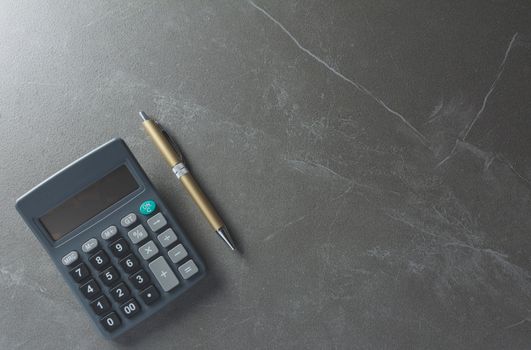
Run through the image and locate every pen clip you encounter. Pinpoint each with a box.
[158,122,184,162]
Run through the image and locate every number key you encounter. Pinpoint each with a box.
[111,282,131,303]
[119,254,141,274]
[80,279,100,300]
[110,282,131,303]
[89,250,110,271]
[99,266,120,287]
[90,295,111,316]
[110,238,130,258]
[100,312,121,332]
[120,298,140,319]
[129,269,150,290]
[69,263,90,283]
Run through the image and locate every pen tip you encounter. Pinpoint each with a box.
[216,227,237,251]
[139,111,149,121]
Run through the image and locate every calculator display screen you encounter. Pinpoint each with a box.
[40,165,139,241]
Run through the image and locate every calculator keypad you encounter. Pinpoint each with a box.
[99,266,120,287]
[168,244,188,264]
[130,270,151,290]
[91,295,111,315]
[62,251,79,266]
[82,238,99,253]
[80,279,101,300]
[100,312,121,332]
[110,282,131,303]
[63,203,203,336]
[127,225,149,244]
[89,250,110,271]
[157,228,177,248]
[138,240,159,260]
[120,298,141,319]
[178,260,199,280]
[119,254,141,274]
[147,213,167,232]
[70,263,90,282]
[101,226,118,240]
[149,256,179,292]
[139,285,160,305]
[120,213,137,228]
[110,238,130,258]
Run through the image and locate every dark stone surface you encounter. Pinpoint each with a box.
[1,0,531,349]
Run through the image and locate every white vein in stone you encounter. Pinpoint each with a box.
[248,0,428,146]
[436,33,519,169]
[462,32,519,140]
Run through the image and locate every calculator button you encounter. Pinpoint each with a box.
[100,312,121,332]
[89,250,110,271]
[90,295,111,316]
[80,279,101,300]
[149,256,179,292]
[139,200,157,215]
[99,266,120,287]
[127,225,149,244]
[130,270,151,290]
[178,260,199,280]
[110,282,131,303]
[69,263,90,283]
[81,238,99,253]
[138,240,159,260]
[120,298,141,319]
[157,228,177,248]
[101,226,118,240]
[110,238,130,258]
[119,254,141,274]
[120,213,137,228]
[61,251,78,266]
[147,212,167,232]
[139,285,160,305]
[168,244,188,264]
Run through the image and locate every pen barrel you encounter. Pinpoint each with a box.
[142,120,182,167]
[179,173,224,231]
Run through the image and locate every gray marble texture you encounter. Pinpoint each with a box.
[1,0,531,349]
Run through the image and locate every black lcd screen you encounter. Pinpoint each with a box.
[40,165,139,241]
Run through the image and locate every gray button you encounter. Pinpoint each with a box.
[101,226,118,240]
[147,213,167,232]
[61,251,78,266]
[148,256,179,292]
[120,213,137,228]
[157,229,177,248]
[178,260,199,280]
[127,225,148,244]
[138,240,159,260]
[168,244,188,264]
[81,238,98,253]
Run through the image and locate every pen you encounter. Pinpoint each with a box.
[138,111,237,251]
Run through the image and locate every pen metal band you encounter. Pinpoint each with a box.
[172,163,189,179]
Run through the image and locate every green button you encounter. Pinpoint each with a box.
[139,200,157,215]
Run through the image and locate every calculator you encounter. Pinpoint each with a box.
[15,138,206,339]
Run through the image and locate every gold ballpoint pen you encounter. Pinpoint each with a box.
[139,111,236,251]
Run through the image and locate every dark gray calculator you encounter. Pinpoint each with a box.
[15,138,206,339]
